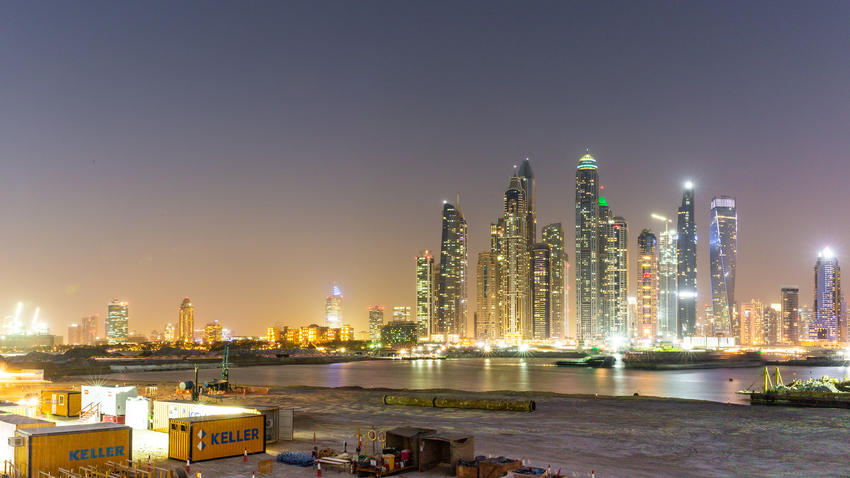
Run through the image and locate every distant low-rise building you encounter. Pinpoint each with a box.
[204,320,223,344]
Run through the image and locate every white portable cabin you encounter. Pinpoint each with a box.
[124,396,152,430]
[81,385,138,417]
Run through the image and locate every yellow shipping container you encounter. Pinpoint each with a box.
[168,414,264,462]
[0,414,55,464]
[40,390,81,417]
[14,423,131,478]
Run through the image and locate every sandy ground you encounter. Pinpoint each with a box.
[14,384,850,477]
[144,386,849,478]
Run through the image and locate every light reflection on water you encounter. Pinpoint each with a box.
[110,358,850,404]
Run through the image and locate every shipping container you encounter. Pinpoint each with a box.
[125,396,152,430]
[220,403,283,443]
[13,423,131,478]
[0,415,54,464]
[168,414,264,462]
[153,400,288,443]
[40,390,81,417]
[0,404,38,418]
[81,385,137,416]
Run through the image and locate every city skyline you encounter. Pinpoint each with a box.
[0,2,847,336]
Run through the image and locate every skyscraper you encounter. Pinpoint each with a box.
[436,202,468,338]
[106,299,128,344]
[575,152,600,344]
[178,297,194,344]
[653,215,678,339]
[476,252,500,340]
[204,320,222,344]
[812,248,843,342]
[81,314,97,344]
[415,250,435,339]
[599,202,629,340]
[517,158,536,246]
[740,299,764,345]
[392,306,412,322]
[531,244,551,339]
[764,303,782,345]
[780,286,800,344]
[709,196,738,337]
[676,182,697,337]
[500,176,531,342]
[325,283,343,329]
[368,305,384,343]
[637,229,659,340]
[541,223,566,340]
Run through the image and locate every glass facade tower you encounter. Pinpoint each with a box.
[415,250,435,339]
[812,248,843,342]
[436,202,468,338]
[542,223,566,340]
[575,153,600,344]
[709,196,737,337]
[676,183,697,337]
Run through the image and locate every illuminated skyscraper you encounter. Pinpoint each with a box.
[517,158,536,246]
[325,283,343,329]
[531,244,551,339]
[178,297,194,344]
[67,324,82,345]
[164,323,175,342]
[740,299,764,345]
[368,305,384,343]
[392,306,412,322]
[637,229,659,339]
[541,223,566,339]
[764,303,782,345]
[676,182,697,337]
[106,299,128,344]
[653,216,678,339]
[500,176,531,342]
[436,202,468,338]
[575,152,600,344]
[709,196,737,337]
[781,286,800,344]
[81,315,98,344]
[204,320,222,344]
[415,251,435,339]
[811,248,843,342]
[599,202,628,340]
[476,252,500,340]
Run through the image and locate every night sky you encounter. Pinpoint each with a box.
[1,1,848,337]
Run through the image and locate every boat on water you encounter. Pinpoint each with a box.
[740,367,850,409]
[555,355,615,368]
[623,350,764,370]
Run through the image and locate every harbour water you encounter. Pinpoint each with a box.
[109,357,850,404]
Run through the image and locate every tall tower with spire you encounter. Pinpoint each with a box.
[575,152,600,344]
[436,201,468,339]
[517,158,536,245]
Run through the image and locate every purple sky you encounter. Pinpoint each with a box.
[0,1,848,337]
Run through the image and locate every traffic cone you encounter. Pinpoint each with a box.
[244,448,248,463]
[186,459,190,474]
[317,462,322,478]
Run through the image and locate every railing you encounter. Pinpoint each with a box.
[79,402,101,423]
